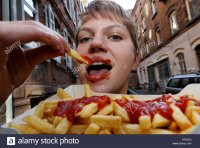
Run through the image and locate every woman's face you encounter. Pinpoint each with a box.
[77,15,138,94]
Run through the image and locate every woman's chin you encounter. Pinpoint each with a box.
[89,80,112,93]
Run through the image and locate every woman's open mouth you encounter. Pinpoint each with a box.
[86,56,112,83]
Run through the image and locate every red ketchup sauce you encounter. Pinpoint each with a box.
[86,71,111,83]
[84,56,112,83]
[81,55,93,65]
[115,95,200,124]
[54,96,110,122]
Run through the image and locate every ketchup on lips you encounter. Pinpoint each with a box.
[85,56,112,83]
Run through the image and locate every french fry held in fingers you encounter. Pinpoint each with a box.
[8,84,200,134]
[67,49,89,64]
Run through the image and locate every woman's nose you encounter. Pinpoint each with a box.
[89,36,108,53]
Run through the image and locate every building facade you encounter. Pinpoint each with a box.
[132,0,200,91]
[0,0,84,125]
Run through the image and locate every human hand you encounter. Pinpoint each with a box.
[0,21,70,105]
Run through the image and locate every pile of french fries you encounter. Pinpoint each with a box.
[9,84,200,134]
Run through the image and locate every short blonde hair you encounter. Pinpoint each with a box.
[76,0,138,54]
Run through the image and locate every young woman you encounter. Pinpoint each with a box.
[76,0,140,94]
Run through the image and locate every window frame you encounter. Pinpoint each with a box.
[23,0,38,21]
[169,11,179,34]
[185,0,200,21]
[45,3,55,31]
[151,0,157,16]
[142,15,146,31]
[176,52,187,74]
[155,27,161,45]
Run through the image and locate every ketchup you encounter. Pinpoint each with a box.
[115,95,200,124]
[175,96,200,112]
[54,94,200,124]
[54,96,110,122]
[81,55,92,65]
[86,71,110,83]
[85,56,112,83]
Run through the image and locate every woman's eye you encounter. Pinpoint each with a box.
[79,37,92,43]
[108,34,123,41]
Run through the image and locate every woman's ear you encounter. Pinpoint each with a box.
[131,52,141,71]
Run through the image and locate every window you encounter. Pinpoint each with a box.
[158,60,171,80]
[147,66,155,82]
[143,68,146,81]
[140,69,143,82]
[142,16,146,31]
[24,0,38,20]
[176,53,187,74]
[180,78,190,88]
[168,78,180,88]
[136,26,141,39]
[45,4,55,30]
[185,0,200,20]
[151,0,157,15]
[63,28,68,40]
[169,11,179,34]
[194,77,200,83]
[155,27,161,45]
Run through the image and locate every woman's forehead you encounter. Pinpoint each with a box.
[81,12,124,26]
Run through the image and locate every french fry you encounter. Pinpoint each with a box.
[78,103,98,118]
[23,115,55,134]
[179,125,198,134]
[47,116,55,124]
[113,102,129,122]
[139,115,151,130]
[91,115,122,128]
[55,117,71,134]
[84,84,91,97]
[68,125,88,134]
[168,121,178,131]
[8,85,200,135]
[33,101,45,118]
[121,123,142,134]
[170,104,192,130]
[53,116,63,127]
[185,105,200,120]
[68,49,88,64]
[97,104,113,115]
[9,122,40,134]
[57,88,72,99]
[77,117,91,124]
[84,123,100,134]
[152,113,171,128]
[45,101,58,110]
[191,111,200,125]
[99,129,111,134]
[112,126,126,134]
